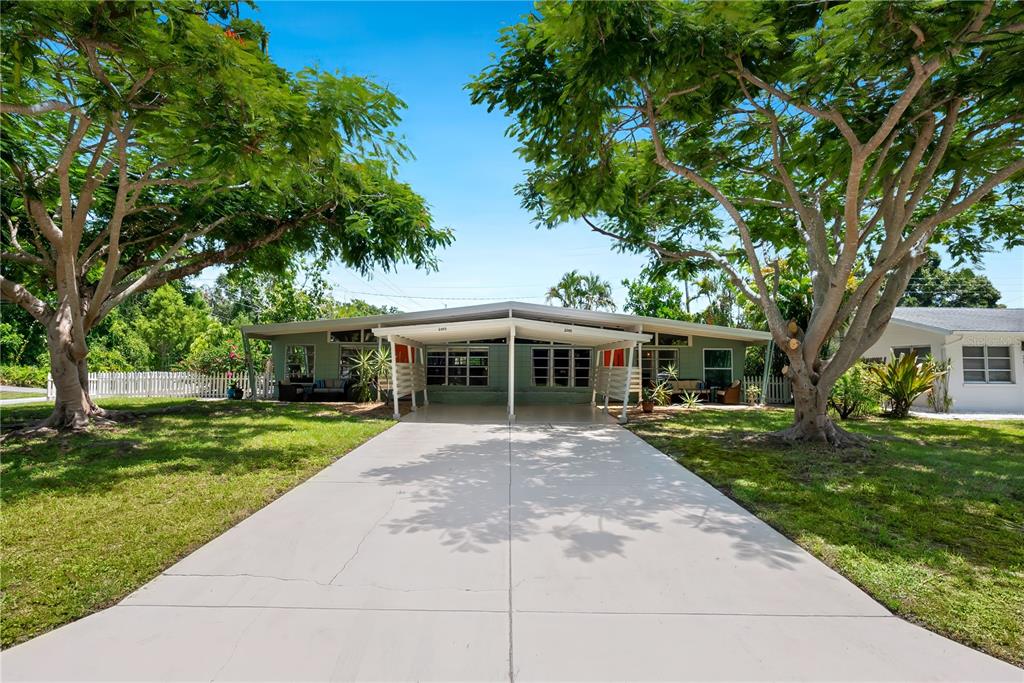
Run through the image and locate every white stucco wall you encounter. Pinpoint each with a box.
[863,322,1024,413]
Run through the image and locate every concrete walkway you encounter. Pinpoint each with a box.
[3,419,1019,681]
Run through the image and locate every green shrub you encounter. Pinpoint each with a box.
[0,365,48,388]
[828,362,881,419]
[868,354,945,419]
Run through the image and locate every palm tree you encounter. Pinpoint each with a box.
[546,270,616,311]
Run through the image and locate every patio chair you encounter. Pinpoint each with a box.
[715,380,742,405]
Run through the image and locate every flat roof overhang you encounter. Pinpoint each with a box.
[373,316,651,348]
[240,300,771,344]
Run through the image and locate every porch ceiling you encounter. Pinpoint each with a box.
[373,316,651,347]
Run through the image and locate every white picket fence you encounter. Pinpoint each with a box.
[46,371,275,400]
[742,375,792,405]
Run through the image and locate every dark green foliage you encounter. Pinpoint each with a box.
[901,250,1003,308]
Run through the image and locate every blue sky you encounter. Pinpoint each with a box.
[235,1,1023,311]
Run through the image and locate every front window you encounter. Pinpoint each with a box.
[425,346,489,386]
[286,345,315,381]
[533,347,591,387]
[963,346,1012,383]
[657,333,690,347]
[703,348,732,387]
[892,346,932,361]
[329,329,362,343]
[338,346,360,380]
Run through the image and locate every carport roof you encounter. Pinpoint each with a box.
[241,300,771,343]
[374,316,651,347]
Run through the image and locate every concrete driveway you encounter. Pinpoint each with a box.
[3,417,1019,681]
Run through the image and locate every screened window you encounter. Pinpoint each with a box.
[533,347,590,387]
[330,329,376,343]
[703,348,733,387]
[892,345,932,361]
[286,345,315,380]
[963,346,1012,383]
[329,329,362,343]
[657,333,690,347]
[425,347,488,386]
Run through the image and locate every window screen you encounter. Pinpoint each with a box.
[963,346,1012,383]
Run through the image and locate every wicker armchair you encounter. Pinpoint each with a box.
[715,380,742,405]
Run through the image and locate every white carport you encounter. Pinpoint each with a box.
[374,317,651,423]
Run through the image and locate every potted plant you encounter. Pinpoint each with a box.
[745,383,761,406]
[227,380,242,400]
[641,381,671,413]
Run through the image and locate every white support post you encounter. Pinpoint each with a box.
[590,349,598,407]
[507,325,516,422]
[420,347,429,406]
[620,343,636,424]
[389,337,400,419]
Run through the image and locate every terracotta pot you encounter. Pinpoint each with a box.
[641,400,654,413]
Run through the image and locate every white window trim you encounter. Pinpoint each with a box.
[426,345,490,387]
[962,345,1014,385]
[531,346,592,388]
[702,347,734,385]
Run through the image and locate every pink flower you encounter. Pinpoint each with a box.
[226,371,233,378]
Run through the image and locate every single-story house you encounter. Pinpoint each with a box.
[241,301,771,422]
[862,307,1024,413]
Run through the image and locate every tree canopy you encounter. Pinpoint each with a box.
[545,269,616,310]
[0,0,449,427]
[899,249,1003,307]
[471,0,1024,444]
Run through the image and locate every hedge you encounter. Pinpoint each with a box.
[0,365,48,388]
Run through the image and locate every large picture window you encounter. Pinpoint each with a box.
[640,348,678,384]
[703,348,733,387]
[533,347,590,387]
[963,346,1012,383]
[286,345,315,381]
[426,346,488,386]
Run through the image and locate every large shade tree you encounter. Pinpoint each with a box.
[0,1,451,428]
[471,0,1024,445]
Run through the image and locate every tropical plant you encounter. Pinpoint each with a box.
[471,2,1024,446]
[678,391,702,410]
[828,362,881,420]
[868,354,945,419]
[642,382,672,407]
[350,350,378,403]
[745,383,762,406]
[546,270,616,311]
[352,347,392,403]
[927,357,954,413]
[0,1,450,429]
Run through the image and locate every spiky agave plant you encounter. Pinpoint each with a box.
[868,354,945,419]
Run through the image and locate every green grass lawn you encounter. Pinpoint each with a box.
[0,398,394,648]
[628,408,1024,666]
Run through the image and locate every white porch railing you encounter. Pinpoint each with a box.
[742,375,792,404]
[47,371,276,400]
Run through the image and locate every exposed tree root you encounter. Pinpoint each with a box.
[748,420,872,450]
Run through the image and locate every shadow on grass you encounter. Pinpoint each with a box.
[0,401,389,505]
[632,411,1024,560]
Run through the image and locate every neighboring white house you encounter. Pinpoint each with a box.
[862,307,1024,413]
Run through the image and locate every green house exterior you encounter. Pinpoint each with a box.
[244,302,770,414]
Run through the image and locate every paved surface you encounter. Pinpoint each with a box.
[909,409,1024,421]
[3,411,1020,681]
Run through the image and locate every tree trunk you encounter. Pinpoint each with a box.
[41,312,103,430]
[772,372,865,448]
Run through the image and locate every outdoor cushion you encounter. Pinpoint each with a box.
[325,378,341,389]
